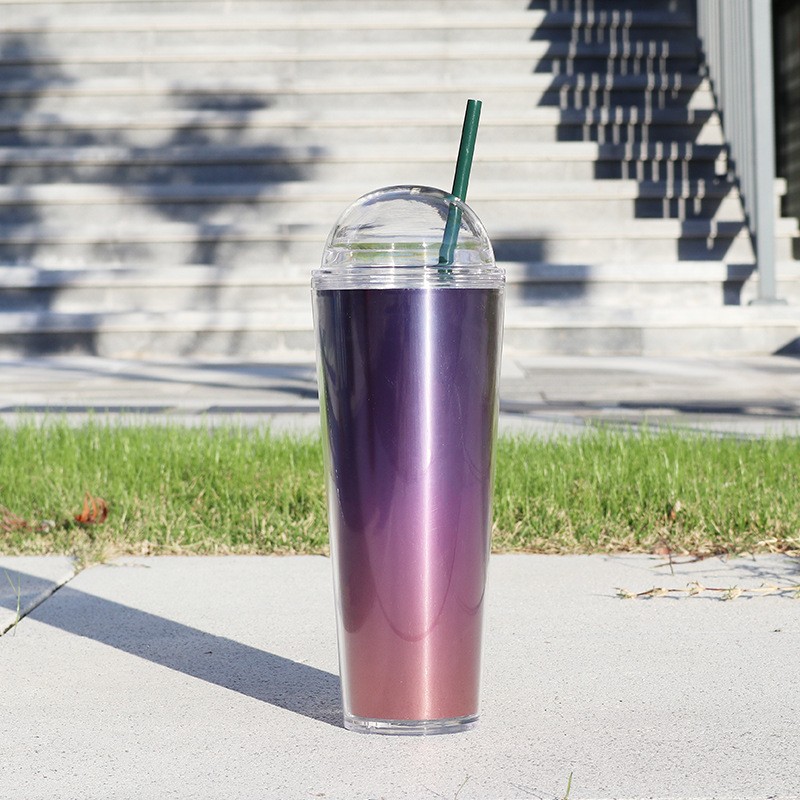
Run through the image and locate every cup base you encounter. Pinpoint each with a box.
[344,712,478,736]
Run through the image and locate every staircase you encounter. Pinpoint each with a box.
[1,0,799,359]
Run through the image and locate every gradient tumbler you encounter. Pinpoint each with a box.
[312,185,505,735]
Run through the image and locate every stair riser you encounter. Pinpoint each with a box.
[0,194,747,226]
[538,55,699,76]
[502,235,797,262]
[493,234,761,263]
[0,125,722,156]
[3,321,796,361]
[531,27,695,45]
[0,231,778,267]
[0,1,556,14]
[0,75,713,116]
[0,25,697,51]
[0,327,317,360]
[11,262,798,308]
[503,324,800,358]
[521,276,800,307]
[606,159,721,181]
[0,283,314,312]
[0,87,711,112]
[0,118,723,149]
[554,121,723,146]
[529,1,695,10]
[484,192,746,225]
[0,158,725,185]
[2,0,694,12]
[0,238,326,268]
[538,88,713,111]
[5,277,776,314]
[508,281,747,308]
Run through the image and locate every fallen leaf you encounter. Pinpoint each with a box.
[1,507,28,533]
[74,493,109,525]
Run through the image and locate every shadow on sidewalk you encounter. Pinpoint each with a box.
[12,574,343,729]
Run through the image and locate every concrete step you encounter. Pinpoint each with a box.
[0,216,792,267]
[0,0,793,359]
[0,221,328,268]
[505,260,800,307]
[0,57,702,87]
[0,8,694,39]
[2,303,799,360]
[0,72,713,115]
[0,33,698,54]
[492,218,798,263]
[0,7,697,35]
[0,0,695,11]
[0,44,702,90]
[0,180,749,227]
[0,307,317,360]
[0,129,727,180]
[150,141,717,185]
[528,0,695,10]
[3,0,538,9]
[0,103,726,148]
[502,304,800,357]
[0,264,314,312]
[8,261,800,314]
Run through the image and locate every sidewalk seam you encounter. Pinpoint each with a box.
[1,560,82,635]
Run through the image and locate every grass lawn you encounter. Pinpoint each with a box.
[1,418,799,565]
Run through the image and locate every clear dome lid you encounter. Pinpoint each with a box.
[311,185,503,290]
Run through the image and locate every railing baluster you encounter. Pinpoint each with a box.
[697,0,781,302]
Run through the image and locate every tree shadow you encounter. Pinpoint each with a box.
[0,22,316,357]
[0,35,66,225]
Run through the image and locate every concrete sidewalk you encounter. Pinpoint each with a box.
[1,553,799,799]
[2,353,800,435]
[1,354,800,798]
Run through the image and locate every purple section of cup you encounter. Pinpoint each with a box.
[314,286,503,724]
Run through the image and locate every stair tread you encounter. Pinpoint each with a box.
[0,41,699,66]
[4,260,786,282]
[0,106,721,133]
[0,308,314,330]
[4,305,800,332]
[0,9,694,31]
[0,134,725,162]
[505,306,800,324]
[0,179,742,202]
[11,260,800,293]
[117,141,712,159]
[0,216,790,238]
[0,73,707,96]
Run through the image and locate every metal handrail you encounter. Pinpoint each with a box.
[696,0,781,303]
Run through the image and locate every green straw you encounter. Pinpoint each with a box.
[438,98,482,266]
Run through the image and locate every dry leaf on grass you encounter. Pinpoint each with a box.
[1,507,29,533]
[74,493,109,526]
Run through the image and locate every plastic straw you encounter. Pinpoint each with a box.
[439,98,482,266]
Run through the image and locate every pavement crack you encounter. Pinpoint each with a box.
[1,558,83,635]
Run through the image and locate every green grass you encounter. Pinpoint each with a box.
[1,418,799,564]
[0,418,328,563]
[493,427,800,556]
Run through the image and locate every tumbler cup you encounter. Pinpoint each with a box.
[312,185,505,735]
